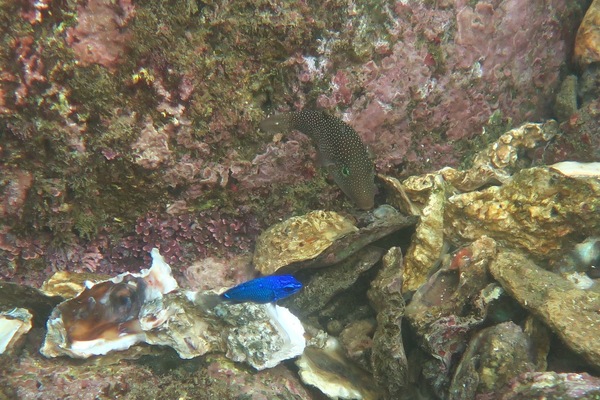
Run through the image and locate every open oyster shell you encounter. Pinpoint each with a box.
[0,308,32,356]
[41,248,177,358]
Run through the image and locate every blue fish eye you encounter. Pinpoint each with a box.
[341,166,350,177]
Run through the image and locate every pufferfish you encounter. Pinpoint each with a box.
[260,110,376,210]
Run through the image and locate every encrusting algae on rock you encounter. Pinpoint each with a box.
[261,111,376,210]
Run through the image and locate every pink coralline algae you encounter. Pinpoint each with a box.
[12,35,46,106]
[43,235,117,275]
[303,0,576,176]
[183,255,253,291]
[232,131,317,191]
[1,169,33,219]
[0,169,39,271]
[111,210,261,269]
[0,229,44,264]
[65,0,135,71]
[132,118,173,170]
[18,0,51,24]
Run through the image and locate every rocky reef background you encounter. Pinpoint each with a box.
[0,0,599,398]
[1,0,591,284]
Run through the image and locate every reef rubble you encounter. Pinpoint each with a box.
[39,249,306,371]
[1,121,599,399]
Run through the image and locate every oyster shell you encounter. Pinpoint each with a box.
[253,210,358,275]
[285,209,417,272]
[367,247,408,398]
[445,166,600,259]
[550,161,600,178]
[0,281,62,327]
[41,271,111,298]
[281,246,384,317]
[0,308,32,355]
[574,0,600,67]
[219,301,306,370]
[254,208,417,275]
[138,290,306,369]
[404,237,500,396]
[402,174,449,293]
[449,322,535,399]
[297,337,381,400]
[489,249,600,368]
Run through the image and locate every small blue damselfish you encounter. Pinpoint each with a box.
[220,275,303,304]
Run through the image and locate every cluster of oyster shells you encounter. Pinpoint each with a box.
[4,249,304,371]
[2,118,599,399]
[251,120,600,399]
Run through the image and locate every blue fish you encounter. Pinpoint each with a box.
[220,275,302,304]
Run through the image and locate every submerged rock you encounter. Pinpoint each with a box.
[489,249,600,369]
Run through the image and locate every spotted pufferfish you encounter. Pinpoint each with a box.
[260,110,376,210]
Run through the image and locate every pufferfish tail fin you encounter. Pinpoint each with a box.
[259,113,293,134]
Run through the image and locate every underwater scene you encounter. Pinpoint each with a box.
[1,0,599,399]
